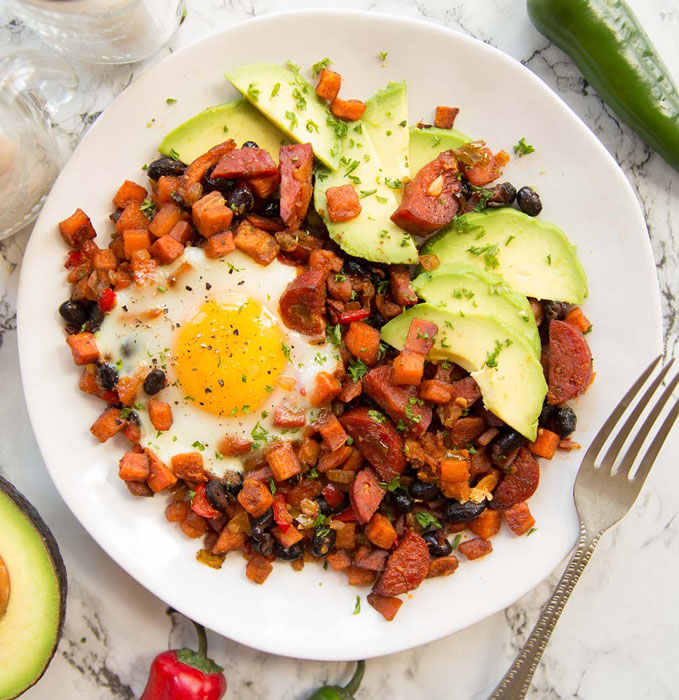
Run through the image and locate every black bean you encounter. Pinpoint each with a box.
[410,480,441,501]
[392,491,415,514]
[89,305,105,332]
[203,165,236,194]
[444,499,487,523]
[487,182,517,208]
[97,363,119,391]
[109,208,123,223]
[493,429,524,455]
[127,410,140,425]
[516,186,542,216]
[539,401,557,425]
[147,157,186,181]
[58,300,89,326]
[143,368,166,395]
[311,527,336,557]
[259,199,280,218]
[242,140,259,148]
[316,495,332,516]
[226,183,254,215]
[422,530,453,558]
[274,541,304,561]
[120,338,135,357]
[205,480,230,511]
[551,406,577,437]
[251,532,275,556]
[460,179,474,200]
[250,508,274,539]
[222,471,243,498]
[543,301,569,322]
[170,191,187,208]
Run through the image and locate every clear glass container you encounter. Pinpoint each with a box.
[10,0,186,64]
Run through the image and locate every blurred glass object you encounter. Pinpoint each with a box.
[0,51,78,240]
[10,0,186,64]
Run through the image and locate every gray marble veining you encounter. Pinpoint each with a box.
[1,1,678,698]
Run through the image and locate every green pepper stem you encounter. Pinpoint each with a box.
[342,660,365,696]
[190,618,208,660]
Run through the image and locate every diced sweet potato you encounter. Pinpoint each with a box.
[458,537,492,560]
[325,184,362,223]
[316,68,342,101]
[145,449,177,492]
[247,173,280,199]
[316,412,348,452]
[168,220,194,245]
[90,407,126,442]
[212,530,246,555]
[116,372,143,406]
[150,234,184,264]
[66,332,99,365]
[115,203,150,234]
[192,191,233,238]
[344,321,380,366]
[419,379,453,404]
[180,511,209,538]
[113,180,147,208]
[434,106,459,129]
[468,509,502,539]
[92,248,117,271]
[367,592,402,621]
[333,522,357,550]
[504,501,536,536]
[529,428,561,460]
[237,478,274,517]
[118,452,149,481]
[427,555,459,578]
[327,549,352,571]
[148,203,184,239]
[233,219,280,266]
[310,371,342,407]
[171,452,208,483]
[347,565,376,586]
[148,399,173,431]
[58,208,96,248]
[218,435,253,457]
[123,229,152,259]
[439,453,470,483]
[272,524,304,548]
[404,319,438,354]
[441,481,471,501]
[246,554,273,584]
[266,442,302,481]
[391,351,425,386]
[564,307,592,334]
[152,176,180,206]
[330,98,367,121]
[204,231,235,259]
[365,513,396,550]
[165,500,189,523]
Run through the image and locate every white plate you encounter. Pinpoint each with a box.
[18,10,662,660]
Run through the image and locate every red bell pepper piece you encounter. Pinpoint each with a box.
[334,505,357,522]
[140,614,226,700]
[191,484,220,519]
[98,288,117,312]
[272,494,293,532]
[337,308,371,324]
[65,251,84,268]
[322,484,345,509]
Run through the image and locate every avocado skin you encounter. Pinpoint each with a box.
[0,474,67,698]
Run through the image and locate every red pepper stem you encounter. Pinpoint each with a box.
[342,661,365,696]
[190,618,208,660]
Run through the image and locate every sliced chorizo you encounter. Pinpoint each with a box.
[489,446,540,510]
[279,267,327,336]
[373,530,429,597]
[211,147,278,180]
[350,467,385,524]
[279,143,314,230]
[389,265,418,306]
[547,320,593,404]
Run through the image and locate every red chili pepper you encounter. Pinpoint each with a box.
[65,251,84,268]
[322,484,345,509]
[191,484,220,519]
[140,614,226,700]
[272,493,292,532]
[98,288,117,312]
[334,505,357,522]
[336,308,370,324]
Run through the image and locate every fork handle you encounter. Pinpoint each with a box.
[488,524,602,700]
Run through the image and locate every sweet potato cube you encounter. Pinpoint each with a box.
[272,524,304,548]
[327,549,352,571]
[391,350,425,386]
[130,249,158,286]
[150,234,184,264]
[347,566,376,586]
[58,208,96,248]
[113,180,148,208]
[367,592,402,621]
[212,530,246,555]
[439,453,470,483]
[90,407,126,442]
[458,537,492,560]
[330,98,367,121]
[233,220,280,265]
[404,318,438,354]
[564,307,592,334]
[468,509,502,539]
[118,452,150,481]
[115,203,149,234]
[171,452,208,483]
[314,68,341,100]
[165,501,189,523]
[116,373,143,406]
[266,442,302,481]
[237,478,274,517]
[325,184,362,223]
[66,332,99,365]
[365,513,396,550]
[419,379,453,404]
[441,481,471,501]
[246,554,273,584]
[434,105,459,129]
[148,203,183,239]
[344,321,380,366]
[247,173,280,199]
[504,501,536,536]
[427,555,459,578]
[333,522,357,550]
[123,229,152,259]
[316,413,348,452]
[145,449,177,492]
[310,372,342,407]
[529,428,561,460]
[168,220,194,245]
[151,175,180,206]
[217,435,253,457]
[148,399,173,431]
[92,248,117,271]
[192,191,233,238]
[204,231,235,259]
[180,511,209,538]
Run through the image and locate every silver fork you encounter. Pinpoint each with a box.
[489,355,679,700]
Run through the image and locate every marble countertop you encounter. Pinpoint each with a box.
[2,1,679,698]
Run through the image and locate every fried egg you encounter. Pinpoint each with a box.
[96,247,339,474]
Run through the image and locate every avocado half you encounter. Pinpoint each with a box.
[0,475,67,699]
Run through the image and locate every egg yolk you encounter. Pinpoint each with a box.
[174,298,287,417]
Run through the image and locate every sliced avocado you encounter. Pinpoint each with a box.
[420,208,588,304]
[363,82,410,182]
[408,125,471,175]
[226,63,342,169]
[412,263,541,357]
[0,475,66,699]
[381,304,547,439]
[314,120,418,264]
[159,99,290,165]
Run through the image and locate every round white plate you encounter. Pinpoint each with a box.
[18,10,662,660]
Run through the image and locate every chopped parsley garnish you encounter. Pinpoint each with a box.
[451,533,462,549]
[527,527,539,536]
[271,82,281,98]
[514,137,535,157]
[415,512,442,530]
[485,338,512,369]
[311,57,332,77]
[246,82,260,100]
[379,50,388,63]
[353,595,361,615]
[348,358,369,382]
[384,177,402,189]
[467,243,500,270]
[326,323,342,346]
[292,87,307,110]
[165,97,177,105]
[306,118,319,133]
[360,189,377,198]
[191,440,205,451]
[405,397,424,424]
[285,110,298,129]
[398,119,407,127]
[326,114,348,138]
[281,343,292,360]
[368,410,386,424]
[378,475,403,492]
[452,287,474,300]
[547,254,552,266]
[139,198,156,219]
[251,421,269,444]
[314,352,327,365]
[268,479,276,495]
[505,235,515,246]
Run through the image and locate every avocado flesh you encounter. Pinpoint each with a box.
[420,208,588,304]
[314,119,419,264]
[412,263,541,357]
[381,304,547,439]
[0,476,66,700]
[363,82,410,182]
[408,125,471,174]
[159,99,289,165]
[226,63,342,169]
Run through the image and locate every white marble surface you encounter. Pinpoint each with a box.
[2,1,679,698]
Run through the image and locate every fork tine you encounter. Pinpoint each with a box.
[584,355,664,463]
[598,358,675,470]
[618,369,679,478]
